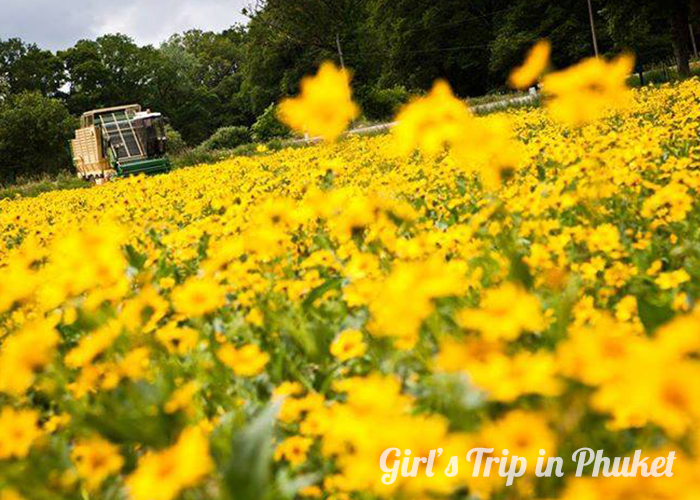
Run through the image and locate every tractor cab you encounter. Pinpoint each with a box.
[71,104,171,182]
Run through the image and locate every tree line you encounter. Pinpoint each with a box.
[0,0,697,183]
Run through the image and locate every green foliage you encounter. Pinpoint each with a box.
[218,404,277,500]
[59,34,156,113]
[201,126,252,151]
[164,124,187,155]
[0,91,77,184]
[0,38,64,98]
[489,0,606,83]
[359,84,410,121]
[251,105,290,142]
[0,171,89,200]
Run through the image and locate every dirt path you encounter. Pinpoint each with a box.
[289,93,539,146]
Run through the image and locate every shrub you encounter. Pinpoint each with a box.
[360,85,410,121]
[164,124,187,155]
[251,104,290,142]
[171,146,223,169]
[0,91,77,184]
[200,126,252,151]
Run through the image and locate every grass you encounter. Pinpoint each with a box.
[0,172,90,201]
[628,60,700,87]
[467,91,530,106]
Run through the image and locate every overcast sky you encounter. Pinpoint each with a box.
[0,0,250,51]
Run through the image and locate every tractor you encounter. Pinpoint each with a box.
[70,104,171,183]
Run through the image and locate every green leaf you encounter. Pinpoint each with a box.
[302,277,344,310]
[221,403,279,500]
[637,295,674,333]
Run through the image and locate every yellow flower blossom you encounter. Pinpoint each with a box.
[656,269,690,290]
[155,323,200,355]
[458,282,544,342]
[542,53,634,126]
[171,277,226,316]
[509,39,551,89]
[217,343,269,376]
[394,80,471,156]
[72,436,124,490]
[330,329,367,361]
[0,408,42,460]
[0,318,59,395]
[278,62,359,141]
[127,427,213,500]
[274,436,313,467]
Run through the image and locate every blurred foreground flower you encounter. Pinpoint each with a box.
[218,343,270,376]
[509,39,551,89]
[278,62,359,141]
[394,80,472,155]
[542,53,635,126]
[0,408,41,459]
[72,436,124,490]
[127,427,213,500]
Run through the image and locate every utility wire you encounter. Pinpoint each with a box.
[393,4,523,36]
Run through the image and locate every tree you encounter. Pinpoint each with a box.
[602,0,693,78]
[159,27,250,140]
[60,34,156,114]
[0,92,76,183]
[368,0,509,96]
[0,38,64,98]
[601,0,673,68]
[669,0,692,77]
[490,0,610,83]
[238,0,374,116]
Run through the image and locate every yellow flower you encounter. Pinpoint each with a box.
[368,258,467,349]
[0,318,60,396]
[278,62,359,141]
[557,315,641,386]
[72,436,124,490]
[116,347,151,382]
[127,427,213,500]
[65,319,122,369]
[155,323,200,355]
[587,223,623,257]
[171,277,226,316]
[0,490,26,500]
[274,436,313,467]
[330,329,367,361]
[217,343,269,376]
[165,382,199,415]
[642,182,693,224]
[479,410,556,468]
[394,80,472,155]
[614,295,638,322]
[245,307,264,327]
[299,485,323,498]
[458,282,544,342]
[656,269,690,290]
[273,381,305,399]
[159,277,176,290]
[44,413,71,433]
[542,53,634,126]
[509,40,551,89]
[0,407,42,460]
[120,286,169,332]
[472,350,561,402]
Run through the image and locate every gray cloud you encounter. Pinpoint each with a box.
[0,0,249,51]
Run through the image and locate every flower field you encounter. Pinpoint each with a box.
[3,53,700,500]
